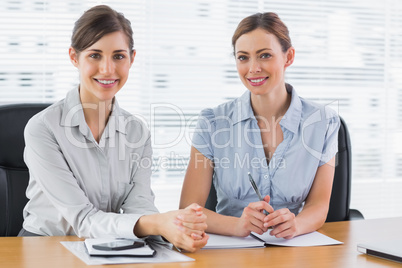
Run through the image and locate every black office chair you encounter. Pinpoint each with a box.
[326,116,363,222]
[205,116,364,222]
[0,103,50,236]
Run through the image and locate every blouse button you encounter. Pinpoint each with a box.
[264,175,269,179]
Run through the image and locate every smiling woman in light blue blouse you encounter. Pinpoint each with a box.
[180,12,340,239]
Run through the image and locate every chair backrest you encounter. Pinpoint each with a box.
[325,116,352,222]
[205,116,355,222]
[0,103,50,236]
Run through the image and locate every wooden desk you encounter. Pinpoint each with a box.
[1,217,401,268]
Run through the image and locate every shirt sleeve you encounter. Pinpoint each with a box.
[23,115,150,239]
[191,108,215,160]
[319,107,341,166]
[120,133,159,215]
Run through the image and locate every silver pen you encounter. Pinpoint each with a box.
[248,172,269,215]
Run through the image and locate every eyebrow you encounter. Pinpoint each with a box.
[236,48,273,54]
[87,49,129,53]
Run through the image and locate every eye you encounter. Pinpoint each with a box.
[237,55,248,61]
[260,53,272,59]
[114,54,125,60]
[89,53,100,59]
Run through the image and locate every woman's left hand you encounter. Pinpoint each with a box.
[174,203,208,240]
[263,208,298,239]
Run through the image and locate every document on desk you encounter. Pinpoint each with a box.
[203,233,265,249]
[60,239,194,265]
[252,231,343,247]
[204,231,342,249]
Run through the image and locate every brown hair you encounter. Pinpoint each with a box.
[71,5,134,55]
[232,12,292,54]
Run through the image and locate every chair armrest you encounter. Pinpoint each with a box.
[348,209,364,220]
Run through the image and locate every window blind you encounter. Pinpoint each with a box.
[1,0,401,218]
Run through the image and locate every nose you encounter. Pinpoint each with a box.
[99,58,114,75]
[249,59,261,74]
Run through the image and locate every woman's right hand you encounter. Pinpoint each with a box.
[156,203,209,252]
[235,195,274,237]
[134,203,209,252]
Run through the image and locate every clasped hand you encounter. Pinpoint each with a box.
[237,195,298,239]
[163,203,209,252]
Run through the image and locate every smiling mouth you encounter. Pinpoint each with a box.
[247,77,268,85]
[249,78,266,83]
[94,79,118,85]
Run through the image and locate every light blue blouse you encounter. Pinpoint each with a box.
[192,84,340,217]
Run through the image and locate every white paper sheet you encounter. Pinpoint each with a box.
[61,241,194,265]
[203,233,265,249]
[252,231,343,247]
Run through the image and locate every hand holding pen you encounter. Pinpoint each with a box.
[248,173,298,239]
[234,173,274,236]
[248,172,270,215]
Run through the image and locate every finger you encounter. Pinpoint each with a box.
[264,217,283,229]
[186,212,207,222]
[267,212,295,236]
[247,202,270,222]
[186,203,203,213]
[180,221,208,232]
[262,196,274,213]
[269,222,287,236]
[249,200,274,215]
[177,210,207,223]
[264,209,294,227]
[249,196,274,215]
[270,224,296,239]
[243,211,268,234]
[194,233,209,248]
[264,203,275,213]
[248,223,267,235]
[242,211,265,233]
[177,215,206,226]
[175,220,206,237]
[177,233,209,252]
[283,233,296,239]
[188,234,209,252]
[173,234,193,252]
[176,205,204,223]
[177,225,205,236]
[180,218,207,228]
[246,219,268,235]
[191,232,203,240]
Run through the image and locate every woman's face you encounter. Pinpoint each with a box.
[234,28,294,96]
[69,31,135,103]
